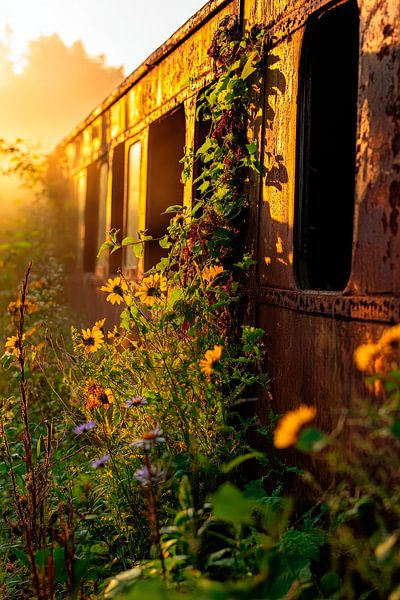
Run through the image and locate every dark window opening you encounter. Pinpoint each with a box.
[96,162,109,273]
[110,142,125,274]
[294,0,359,291]
[83,162,100,273]
[145,106,185,271]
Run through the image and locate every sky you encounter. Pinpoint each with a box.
[0,0,208,75]
[0,0,208,215]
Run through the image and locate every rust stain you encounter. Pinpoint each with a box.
[256,287,400,324]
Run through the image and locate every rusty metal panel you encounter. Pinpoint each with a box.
[244,0,342,35]
[248,0,400,432]
[256,304,386,432]
[126,1,239,129]
[349,0,400,294]
[257,31,302,289]
[256,287,400,324]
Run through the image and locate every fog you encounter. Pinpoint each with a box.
[0,34,124,220]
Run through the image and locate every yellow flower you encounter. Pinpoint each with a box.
[107,325,120,342]
[79,326,104,353]
[202,265,224,285]
[8,298,38,317]
[199,345,223,379]
[94,318,106,333]
[353,324,400,373]
[135,273,167,306]
[378,324,400,348]
[30,278,45,290]
[353,343,379,371]
[4,334,26,357]
[273,405,317,449]
[84,379,114,409]
[100,277,129,305]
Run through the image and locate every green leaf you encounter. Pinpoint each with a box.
[133,242,144,258]
[196,137,213,156]
[241,51,258,80]
[246,141,258,155]
[212,483,255,530]
[391,420,400,439]
[36,435,42,458]
[121,236,138,246]
[1,352,14,368]
[296,428,326,453]
[53,547,68,583]
[320,571,341,595]
[90,542,109,555]
[221,451,266,474]
[13,548,29,568]
[110,579,186,600]
[198,180,210,194]
[159,235,172,249]
[191,200,203,216]
[164,204,183,214]
[97,240,114,258]
[15,241,31,249]
[178,475,193,510]
[110,243,122,255]
[280,529,325,561]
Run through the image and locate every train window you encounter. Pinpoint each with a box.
[109,142,125,274]
[294,0,359,291]
[145,106,185,270]
[125,141,141,270]
[97,161,109,272]
[83,162,99,273]
[76,170,86,269]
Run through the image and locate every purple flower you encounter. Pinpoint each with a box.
[126,395,148,408]
[73,420,96,435]
[91,454,110,469]
[134,463,166,486]
[131,423,165,450]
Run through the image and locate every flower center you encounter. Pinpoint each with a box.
[113,285,124,296]
[84,337,95,346]
[98,392,109,405]
[147,287,161,297]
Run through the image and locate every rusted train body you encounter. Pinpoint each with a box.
[58,0,400,431]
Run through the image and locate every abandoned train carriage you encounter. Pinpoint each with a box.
[57,0,400,432]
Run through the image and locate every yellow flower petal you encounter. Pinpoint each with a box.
[274,405,317,449]
[135,273,167,306]
[353,343,378,371]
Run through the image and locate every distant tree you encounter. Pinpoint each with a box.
[0,33,124,150]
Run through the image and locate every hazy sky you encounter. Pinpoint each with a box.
[1,0,207,75]
[0,0,208,215]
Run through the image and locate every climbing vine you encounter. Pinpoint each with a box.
[102,16,266,340]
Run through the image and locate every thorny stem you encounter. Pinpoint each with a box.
[0,420,43,598]
[18,262,34,473]
[0,263,62,599]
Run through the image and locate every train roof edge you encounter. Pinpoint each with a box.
[56,0,231,151]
